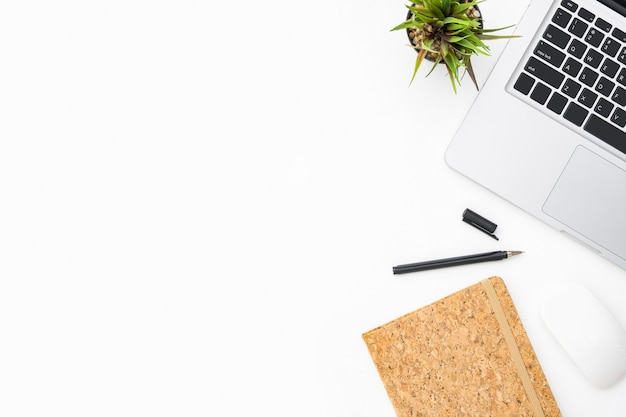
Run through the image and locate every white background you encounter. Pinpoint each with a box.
[1,0,625,416]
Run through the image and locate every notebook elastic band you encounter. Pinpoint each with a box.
[481,279,545,417]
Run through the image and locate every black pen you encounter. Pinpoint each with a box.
[392,250,523,274]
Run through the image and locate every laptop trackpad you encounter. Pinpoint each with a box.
[543,146,626,260]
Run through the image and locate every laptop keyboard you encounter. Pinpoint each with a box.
[512,0,626,155]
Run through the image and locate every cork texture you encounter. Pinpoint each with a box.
[362,276,561,417]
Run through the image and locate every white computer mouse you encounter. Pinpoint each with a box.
[541,283,626,389]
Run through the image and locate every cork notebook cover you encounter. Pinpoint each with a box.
[362,276,561,417]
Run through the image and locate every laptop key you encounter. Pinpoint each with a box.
[569,18,588,37]
[613,27,626,43]
[531,82,552,104]
[561,0,578,12]
[612,86,626,105]
[525,57,565,88]
[578,88,598,108]
[553,8,572,29]
[563,57,583,76]
[600,58,619,77]
[611,108,626,127]
[595,76,615,97]
[535,40,566,67]
[583,48,603,68]
[618,46,626,64]
[579,67,599,87]
[547,91,568,114]
[514,72,535,95]
[564,102,589,126]
[544,24,571,49]
[585,114,626,154]
[601,37,620,57]
[617,68,626,86]
[595,98,614,118]
[568,38,587,58]
[585,28,604,47]
[578,8,595,23]
[596,17,612,32]
[562,78,582,98]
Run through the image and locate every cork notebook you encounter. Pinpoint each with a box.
[362,276,562,417]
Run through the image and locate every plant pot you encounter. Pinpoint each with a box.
[405,5,483,62]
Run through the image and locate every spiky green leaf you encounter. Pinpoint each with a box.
[440,0,450,12]
[451,1,477,15]
[446,66,458,94]
[409,48,429,85]
[478,25,516,33]
[442,16,480,26]
[390,20,415,31]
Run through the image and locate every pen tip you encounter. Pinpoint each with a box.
[507,250,524,257]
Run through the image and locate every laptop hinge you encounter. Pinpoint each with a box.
[597,0,626,17]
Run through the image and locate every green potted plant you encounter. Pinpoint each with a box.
[391,0,518,92]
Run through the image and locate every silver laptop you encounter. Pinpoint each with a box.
[446,0,626,270]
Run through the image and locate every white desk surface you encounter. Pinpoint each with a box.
[1,1,625,416]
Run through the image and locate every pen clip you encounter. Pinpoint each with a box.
[462,208,499,240]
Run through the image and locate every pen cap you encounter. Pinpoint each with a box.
[463,208,497,234]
